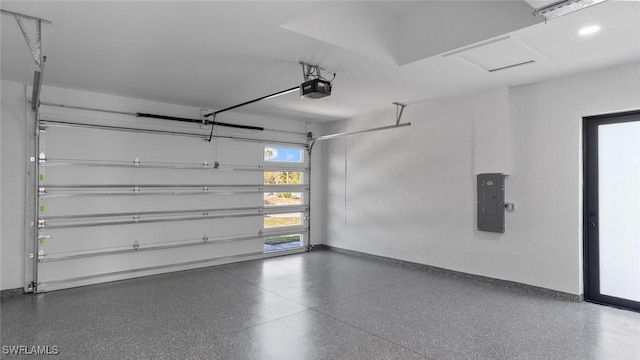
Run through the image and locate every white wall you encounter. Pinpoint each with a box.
[0,80,316,291]
[321,62,640,295]
[1,80,28,291]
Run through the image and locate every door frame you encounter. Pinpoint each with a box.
[583,109,640,312]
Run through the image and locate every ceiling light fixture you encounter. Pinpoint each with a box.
[533,0,608,20]
[578,25,601,35]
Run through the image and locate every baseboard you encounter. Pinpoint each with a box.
[316,244,583,303]
[1,288,25,300]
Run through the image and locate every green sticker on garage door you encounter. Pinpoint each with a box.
[39,206,45,213]
[39,239,44,245]
[39,174,44,181]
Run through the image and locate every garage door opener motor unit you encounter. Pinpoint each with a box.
[299,62,332,99]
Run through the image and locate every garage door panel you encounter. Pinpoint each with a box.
[42,127,262,165]
[216,139,264,165]
[33,108,309,292]
[41,167,262,185]
[40,216,263,254]
[39,193,262,217]
[37,238,264,284]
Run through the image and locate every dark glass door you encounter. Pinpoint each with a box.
[584,110,640,312]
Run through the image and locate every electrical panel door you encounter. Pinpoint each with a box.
[477,173,505,233]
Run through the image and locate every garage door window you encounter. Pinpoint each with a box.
[263,234,302,252]
[264,171,302,185]
[262,145,307,252]
[264,146,303,163]
[264,192,302,206]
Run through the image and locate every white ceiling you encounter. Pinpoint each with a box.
[1,1,639,123]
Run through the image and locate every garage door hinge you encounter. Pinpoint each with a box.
[28,281,38,293]
[133,241,139,250]
[39,187,46,194]
[38,152,46,163]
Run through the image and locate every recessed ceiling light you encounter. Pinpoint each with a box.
[579,25,601,36]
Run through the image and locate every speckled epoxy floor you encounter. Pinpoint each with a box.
[2,249,640,359]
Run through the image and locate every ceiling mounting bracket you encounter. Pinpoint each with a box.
[299,61,325,81]
[393,102,407,125]
[2,9,53,112]
[1,9,52,69]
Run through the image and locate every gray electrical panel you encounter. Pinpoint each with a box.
[477,173,505,233]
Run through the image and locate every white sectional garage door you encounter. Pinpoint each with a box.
[32,105,309,292]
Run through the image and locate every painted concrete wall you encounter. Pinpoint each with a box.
[320,62,640,295]
[0,80,317,290]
